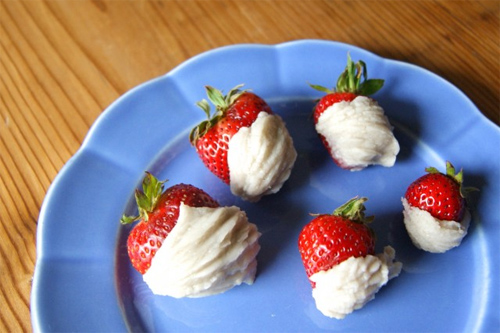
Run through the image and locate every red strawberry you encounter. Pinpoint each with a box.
[298,197,376,285]
[405,161,474,221]
[310,54,393,170]
[189,84,273,184]
[120,172,219,274]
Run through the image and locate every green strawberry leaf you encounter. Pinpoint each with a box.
[359,60,368,82]
[425,166,440,174]
[333,197,374,224]
[205,86,226,111]
[196,99,211,118]
[225,84,245,105]
[308,83,333,94]
[358,79,384,96]
[135,189,150,221]
[336,72,349,93]
[323,52,385,96]
[120,214,138,225]
[120,172,167,224]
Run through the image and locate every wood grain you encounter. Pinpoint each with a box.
[0,0,498,331]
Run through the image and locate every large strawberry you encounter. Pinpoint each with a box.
[190,84,297,201]
[310,53,399,170]
[298,197,375,284]
[404,161,470,221]
[402,161,476,253]
[120,172,219,274]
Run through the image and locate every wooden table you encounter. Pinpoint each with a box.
[1,0,498,331]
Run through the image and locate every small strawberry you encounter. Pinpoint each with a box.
[402,161,477,253]
[120,172,219,274]
[298,197,375,285]
[404,161,473,221]
[310,53,399,170]
[190,84,296,201]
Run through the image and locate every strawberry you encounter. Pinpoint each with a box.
[310,53,399,170]
[404,161,473,221]
[189,84,273,184]
[189,84,297,202]
[298,197,375,285]
[120,172,219,274]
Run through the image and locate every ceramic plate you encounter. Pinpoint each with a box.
[32,40,500,332]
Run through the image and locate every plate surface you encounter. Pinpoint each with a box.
[32,40,500,332]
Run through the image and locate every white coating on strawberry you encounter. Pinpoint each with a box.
[402,198,471,253]
[227,111,297,202]
[316,96,399,171]
[310,246,402,319]
[143,203,260,298]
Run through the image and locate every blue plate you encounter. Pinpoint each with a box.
[31,40,500,332]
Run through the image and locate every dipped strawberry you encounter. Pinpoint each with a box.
[121,172,261,298]
[298,197,402,319]
[190,84,297,202]
[299,197,376,282]
[310,54,399,171]
[121,172,220,274]
[402,161,475,253]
